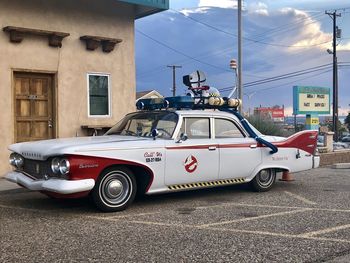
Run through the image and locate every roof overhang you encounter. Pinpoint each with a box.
[118,0,169,19]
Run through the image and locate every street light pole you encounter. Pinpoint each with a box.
[237,0,243,113]
[167,65,182,97]
[326,10,341,141]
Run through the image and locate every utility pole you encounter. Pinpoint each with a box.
[167,65,182,97]
[326,10,341,141]
[237,0,243,113]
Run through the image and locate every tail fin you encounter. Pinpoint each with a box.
[274,130,318,155]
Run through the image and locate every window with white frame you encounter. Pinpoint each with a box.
[88,73,110,116]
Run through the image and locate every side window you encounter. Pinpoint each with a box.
[88,73,110,117]
[215,118,244,138]
[180,118,210,139]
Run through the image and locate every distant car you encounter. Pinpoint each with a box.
[341,136,350,143]
[317,135,324,147]
[333,141,349,150]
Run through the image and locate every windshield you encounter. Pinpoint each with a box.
[105,111,178,139]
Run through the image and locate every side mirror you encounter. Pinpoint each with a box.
[151,129,159,140]
[176,133,188,143]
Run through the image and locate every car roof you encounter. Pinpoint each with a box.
[175,109,239,119]
[131,109,241,122]
[136,109,239,119]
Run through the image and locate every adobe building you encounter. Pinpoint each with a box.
[0,0,169,175]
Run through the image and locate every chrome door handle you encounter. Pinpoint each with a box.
[250,144,257,149]
[208,146,217,151]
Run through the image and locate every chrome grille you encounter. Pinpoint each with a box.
[22,159,54,179]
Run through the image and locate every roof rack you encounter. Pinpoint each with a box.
[136,95,241,111]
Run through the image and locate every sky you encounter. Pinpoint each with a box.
[135,0,350,116]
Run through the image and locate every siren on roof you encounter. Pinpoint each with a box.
[136,70,241,111]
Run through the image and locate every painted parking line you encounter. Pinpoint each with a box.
[127,219,350,244]
[196,202,350,213]
[203,226,350,244]
[299,224,350,238]
[0,204,49,213]
[198,208,312,228]
[284,191,317,205]
[86,212,161,221]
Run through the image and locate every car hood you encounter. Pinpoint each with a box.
[9,136,150,160]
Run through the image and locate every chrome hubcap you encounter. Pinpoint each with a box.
[259,170,270,182]
[100,171,132,206]
[106,180,123,198]
[257,169,275,188]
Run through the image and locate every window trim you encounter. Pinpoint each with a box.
[180,117,212,139]
[213,117,247,139]
[87,72,111,118]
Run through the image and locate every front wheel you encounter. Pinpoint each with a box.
[91,167,137,212]
[250,169,276,192]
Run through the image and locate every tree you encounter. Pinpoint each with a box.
[345,113,350,131]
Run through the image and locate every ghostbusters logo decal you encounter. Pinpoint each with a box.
[184,155,198,173]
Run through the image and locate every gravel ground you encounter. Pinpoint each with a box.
[0,167,349,262]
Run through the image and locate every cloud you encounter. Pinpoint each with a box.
[338,41,350,51]
[248,2,269,16]
[179,7,210,16]
[135,5,350,112]
[198,0,237,9]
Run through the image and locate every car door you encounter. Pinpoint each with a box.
[214,118,262,179]
[165,117,219,186]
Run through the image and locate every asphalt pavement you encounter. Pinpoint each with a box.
[1,167,350,262]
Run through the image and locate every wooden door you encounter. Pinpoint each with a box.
[14,73,55,142]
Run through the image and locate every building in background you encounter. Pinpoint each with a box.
[254,106,285,123]
[0,0,169,176]
[136,90,163,101]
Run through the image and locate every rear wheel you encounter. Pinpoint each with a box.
[91,167,136,212]
[250,169,276,192]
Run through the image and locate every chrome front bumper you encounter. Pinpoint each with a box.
[5,171,95,194]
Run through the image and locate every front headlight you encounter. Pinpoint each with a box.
[51,157,61,174]
[15,156,24,168]
[9,153,17,166]
[9,153,24,168]
[59,159,70,175]
[51,157,70,175]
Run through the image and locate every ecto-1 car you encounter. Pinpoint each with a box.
[5,72,319,212]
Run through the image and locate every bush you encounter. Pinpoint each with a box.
[247,115,289,137]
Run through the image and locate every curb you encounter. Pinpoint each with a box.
[331,163,350,169]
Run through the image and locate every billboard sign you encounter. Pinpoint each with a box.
[293,86,330,115]
[255,107,285,122]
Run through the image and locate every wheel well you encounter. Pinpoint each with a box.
[256,167,288,175]
[100,164,153,195]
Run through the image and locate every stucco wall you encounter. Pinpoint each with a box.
[0,0,136,175]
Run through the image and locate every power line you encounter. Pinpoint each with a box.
[242,64,349,97]
[136,9,337,79]
[219,62,350,93]
[136,29,267,80]
[136,29,233,73]
[171,8,331,48]
[219,64,332,91]
[248,69,332,93]
[218,63,343,92]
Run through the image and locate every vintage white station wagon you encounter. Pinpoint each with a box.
[5,71,319,212]
[6,98,319,212]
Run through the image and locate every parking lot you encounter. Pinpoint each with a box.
[1,167,350,262]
